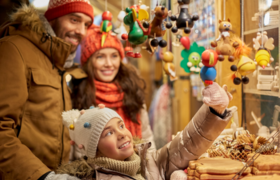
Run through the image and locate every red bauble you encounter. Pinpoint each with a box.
[201,49,218,67]
[121,34,128,40]
[130,5,140,12]
[180,36,190,50]
[102,11,113,21]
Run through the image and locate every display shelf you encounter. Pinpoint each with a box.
[243,25,278,35]
[243,88,280,97]
[241,0,280,135]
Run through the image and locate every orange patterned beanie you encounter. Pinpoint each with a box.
[80,26,125,66]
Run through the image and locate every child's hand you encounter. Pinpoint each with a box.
[202,82,233,115]
[170,170,188,180]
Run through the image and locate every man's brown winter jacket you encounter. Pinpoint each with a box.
[0,6,86,180]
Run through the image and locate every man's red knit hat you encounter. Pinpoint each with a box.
[45,0,94,22]
[80,26,125,66]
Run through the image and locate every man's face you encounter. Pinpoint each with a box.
[50,13,92,53]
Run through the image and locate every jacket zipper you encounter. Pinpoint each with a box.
[58,70,66,165]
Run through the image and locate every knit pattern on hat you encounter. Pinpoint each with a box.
[88,153,145,180]
[80,26,125,66]
[48,0,90,9]
[45,0,94,22]
[71,108,122,158]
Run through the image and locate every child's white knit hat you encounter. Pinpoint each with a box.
[62,105,123,158]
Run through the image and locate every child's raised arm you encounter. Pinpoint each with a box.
[146,82,235,180]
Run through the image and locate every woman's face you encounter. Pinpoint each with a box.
[91,48,121,82]
[97,117,134,161]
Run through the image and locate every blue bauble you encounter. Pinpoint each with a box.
[200,66,216,82]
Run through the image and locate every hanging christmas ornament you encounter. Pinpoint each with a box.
[180,42,205,73]
[230,37,256,85]
[168,0,199,35]
[162,51,178,81]
[122,4,151,58]
[200,49,218,85]
[123,7,150,45]
[100,11,113,47]
[253,31,275,69]
[210,19,239,62]
[143,4,169,54]
[149,5,168,47]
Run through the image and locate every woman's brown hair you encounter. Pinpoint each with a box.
[71,58,146,124]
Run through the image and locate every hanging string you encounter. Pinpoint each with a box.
[105,0,107,11]
[223,0,226,20]
[258,0,265,47]
[167,0,170,51]
[261,10,264,47]
[206,0,210,49]
[121,0,123,11]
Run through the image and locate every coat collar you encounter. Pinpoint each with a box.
[0,5,72,70]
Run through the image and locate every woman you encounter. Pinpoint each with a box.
[72,26,155,149]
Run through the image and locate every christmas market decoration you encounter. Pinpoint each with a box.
[200,49,218,85]
[162,51,178,81]
[211,19,239,62]
[100,11,113,47]
[180,42,205,73]
[253,31,275,69]
[168,0,199,35]
[230,37,256,85]
[123,6,150,45]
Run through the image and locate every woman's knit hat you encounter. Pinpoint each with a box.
[80,26,125,66]
[62,104,123,158]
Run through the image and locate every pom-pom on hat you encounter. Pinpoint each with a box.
[62,104,123,158]
[80,26,125,66]
[44,0,94,23]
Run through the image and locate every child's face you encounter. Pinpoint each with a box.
[97,118,134,161]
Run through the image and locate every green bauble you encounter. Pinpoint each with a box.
[128,22,147,45]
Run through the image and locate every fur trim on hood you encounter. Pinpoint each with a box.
[10,5,55,35]
[8,4,76,68]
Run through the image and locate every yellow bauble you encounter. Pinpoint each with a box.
[237,56,256,76]
[255,49,270,68]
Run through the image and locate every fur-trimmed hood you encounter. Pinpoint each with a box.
[0,5,55,38]
[0,5,72,70]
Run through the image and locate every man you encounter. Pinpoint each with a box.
[0,0,93,179]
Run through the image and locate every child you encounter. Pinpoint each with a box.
[57,82,234,180]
